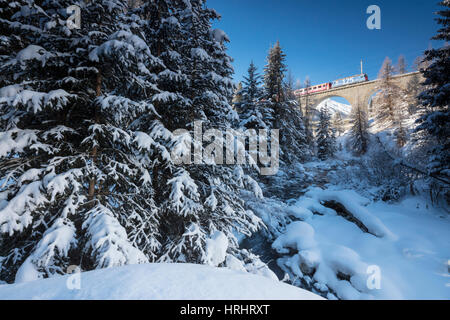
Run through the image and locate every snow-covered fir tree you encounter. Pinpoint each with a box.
[237,61,270,129]
[243,62,263,104]
[0,0,265,283]
[0,0,164,282]
[348,102,370,155]
[316,106,336,160]
[132,0,264,264]
[264,41,286,105]
[261,42,312,164]
[415,0,450,187]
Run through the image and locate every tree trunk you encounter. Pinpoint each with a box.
[88,72,102,201]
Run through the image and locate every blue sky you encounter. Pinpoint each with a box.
[209,0,442,88]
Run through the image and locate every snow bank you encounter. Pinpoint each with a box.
[304,188,396,239]
[273,220,382,299]
[272,221,316,253]
[0,263,323,300]
[274,189,450,300]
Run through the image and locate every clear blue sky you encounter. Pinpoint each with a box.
[209,0,442,87]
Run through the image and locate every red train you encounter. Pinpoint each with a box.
[294,82,332,96]
[293,74,369,97]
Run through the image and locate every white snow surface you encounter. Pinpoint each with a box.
[0,263,323,300]
[304,187,397,239]
[264,188,450,300]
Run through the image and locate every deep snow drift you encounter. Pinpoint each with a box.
[0,263,323,300]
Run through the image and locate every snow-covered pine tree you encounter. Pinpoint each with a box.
[316,106,336,160]
[264,41,286,106]
[279,99,313,164]
[243,62,262,104]
[348,102,370,155]
[0,0,164,282]
[262,42,312,164]
[237,61,270,129]
[134,0,264,265]
[415,0,450,187]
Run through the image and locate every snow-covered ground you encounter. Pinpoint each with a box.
[0,263,323,300]
[255,186,450,300]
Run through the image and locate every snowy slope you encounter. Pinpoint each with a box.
[315,99,351,118]
[0,263,323,300]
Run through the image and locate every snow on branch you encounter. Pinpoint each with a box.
[15,218,77,282]
[0,129,39,158]
[82,205,148,269]
[167,170,202,217]
[0,181,46,236]
[0,89,74,113]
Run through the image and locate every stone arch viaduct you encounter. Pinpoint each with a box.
[297,71,423,112]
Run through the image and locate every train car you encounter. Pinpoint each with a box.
[294,82,332,97]
[292,74,369,97]
[331,74,368,88]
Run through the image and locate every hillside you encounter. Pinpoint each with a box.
[315,98,351,118]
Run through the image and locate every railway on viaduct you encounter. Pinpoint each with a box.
[296,71,423,112]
